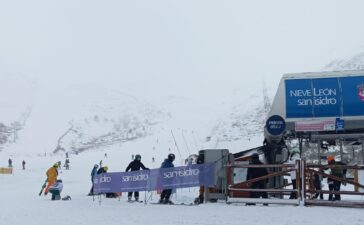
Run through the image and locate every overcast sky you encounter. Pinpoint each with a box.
[1,0,364,103]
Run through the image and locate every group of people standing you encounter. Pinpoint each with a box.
[89,153,176,204]
[245,148,348,203]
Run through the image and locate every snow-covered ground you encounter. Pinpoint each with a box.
[1,77,364,225]
[1,135,364,225]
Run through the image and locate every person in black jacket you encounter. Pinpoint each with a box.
[194,152,205,204]
[159,153,175,204]
[97,166,108,174]
[125,154,149,201]
[246,153,268,204]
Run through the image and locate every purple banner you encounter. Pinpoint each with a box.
[93,163,214,194]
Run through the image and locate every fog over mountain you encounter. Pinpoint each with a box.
[2,1,364,155]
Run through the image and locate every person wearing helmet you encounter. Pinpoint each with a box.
[327,155,347,201]
[125,154,149,201]
[159,153,175,204]
[49,179,63,200]
[88,164,99,196]
[246,153,268,205]
[44,163,59,195]
[97,166,108,175]
[194,152,205,204]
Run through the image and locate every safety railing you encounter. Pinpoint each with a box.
[226,161,300,205]
[304,163,364,208]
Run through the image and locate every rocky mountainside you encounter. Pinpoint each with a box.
[323,52,364,71]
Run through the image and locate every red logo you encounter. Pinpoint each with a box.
[358,83,364,101]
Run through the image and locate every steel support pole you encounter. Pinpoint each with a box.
[318,139,321,165]
[340,139,344,161]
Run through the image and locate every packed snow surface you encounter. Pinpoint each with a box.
[1,138,364,225]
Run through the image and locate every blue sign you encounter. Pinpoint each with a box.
[266,115,286,135]
[285,76,364,118]
[93,163,214,194]
[335,118,345,131]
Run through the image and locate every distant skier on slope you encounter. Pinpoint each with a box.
[159,153,175,204]
[64,159,70,170]
[125,154,149,202]
[44,163,59,195]
[22,160,26,170]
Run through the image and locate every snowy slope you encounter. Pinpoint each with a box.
[1,141,364,225]
[323,52,364,71]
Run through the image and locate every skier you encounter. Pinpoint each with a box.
[327,155,347,201]
[246,153,268,205]
[88,164,99,196]
[194,153,205,204]
[57,161,62,171]
[8,158,12,167]
[22,160,26,170]
[125,154,149,201]
[49,179,63,200]
[64,159,70,170]
[95,166,118,198]
[99,160,103,168]
[44,163,59,195]
[97,165,108,175]
[159,153,175,204]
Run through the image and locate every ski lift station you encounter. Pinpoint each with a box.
[266,70,364,163]
[198,70,364,207]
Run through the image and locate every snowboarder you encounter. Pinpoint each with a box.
[44,163,59,195]
[22,160,26,170]
[159,153,175,204]
[89,164,99,196]
[8,158,12,167]
[125,154,149,201]
[49,179,63,200]
[246,153,268,205]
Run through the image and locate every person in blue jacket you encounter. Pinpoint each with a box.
[159,153,175,204]
[88,164,99,196]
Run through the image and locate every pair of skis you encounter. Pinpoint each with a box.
[38,179,48,196]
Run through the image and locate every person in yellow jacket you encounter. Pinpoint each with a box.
[44,163,59,195]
